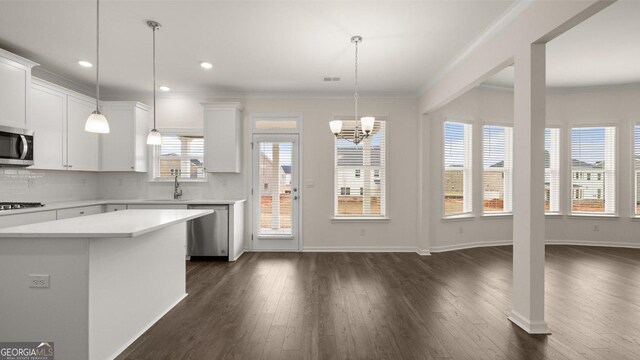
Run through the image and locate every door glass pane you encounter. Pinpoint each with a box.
[258,141,293,236]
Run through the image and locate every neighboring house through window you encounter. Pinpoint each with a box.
[545,128,561,214]
[151,132,205,181]
[443,121,472,217]
[334,119,387,218]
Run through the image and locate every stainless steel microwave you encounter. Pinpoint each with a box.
[0,125,34,166]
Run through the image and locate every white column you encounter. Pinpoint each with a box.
[271,143,280,230]
[509,43,550,334]
[363,137,372,214]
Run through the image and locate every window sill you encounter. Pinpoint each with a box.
[441,214,474,222]
[331,217,390,223]
[482,213,512,219]
[568,214,619,219]
[545,213,564,218]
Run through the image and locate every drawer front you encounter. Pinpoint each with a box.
[105,205,127,212]
[126,204,188,210]
[56,205,103,220]
[0,211,57,228]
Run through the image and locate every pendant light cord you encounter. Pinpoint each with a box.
[353,38,359,142]
[152,24,157,130]
[95,0,100,111]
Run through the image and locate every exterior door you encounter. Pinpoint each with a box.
[252,134,299,251]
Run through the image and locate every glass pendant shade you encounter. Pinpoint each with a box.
[360,116,375,133]
[329,120,343,135]
[146,129,162,145]
[85,111,110,133]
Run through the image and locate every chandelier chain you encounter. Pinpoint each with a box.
[95,0,100,111]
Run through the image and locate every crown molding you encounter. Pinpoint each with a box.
[32,67,95,98]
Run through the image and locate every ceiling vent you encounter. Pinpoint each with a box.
[322,77,341,82]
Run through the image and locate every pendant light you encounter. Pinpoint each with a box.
[329,36,375,145]
[84,0,110,134]
[146,20,162,145]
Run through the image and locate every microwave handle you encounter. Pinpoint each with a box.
[18,135,28,160]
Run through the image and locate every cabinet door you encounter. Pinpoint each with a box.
[204,107,241,173]
[100,106,134,171]
[30,85,66,170]
[0,60,27,129]
[67,96,99,171]
[105,205,126,212]
[0,211,57,229]
[134,106,149,172]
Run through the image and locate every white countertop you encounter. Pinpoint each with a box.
[0,198,246,216]
[0,209,212,238]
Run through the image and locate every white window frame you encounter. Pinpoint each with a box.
[569,125,617,216]
[148,128,207,183]
[482,123,513,216]
[442,119,473,218]
[633,122,640,217]
[332,116,389,220]
[545,127,561,214]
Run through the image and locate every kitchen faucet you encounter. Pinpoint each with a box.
[173,169,183,200]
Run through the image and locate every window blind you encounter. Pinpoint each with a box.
[443,121,472,216]
[545,128,560,213]
[571,126,616,214]
[334,120,386,217]
[635,125,640,215]
[483,125,513,214]
[152,134,205,181]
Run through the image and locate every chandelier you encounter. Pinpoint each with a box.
[329,36,375,145]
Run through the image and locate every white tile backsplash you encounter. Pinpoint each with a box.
[0,169,99,203]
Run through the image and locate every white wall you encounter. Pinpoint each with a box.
[99,95,421,251]
[427,85,640,251]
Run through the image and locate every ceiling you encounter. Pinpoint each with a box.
[0,0,515,97]
[484,1,640,89]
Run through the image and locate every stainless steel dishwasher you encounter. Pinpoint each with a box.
[187,205,229,257]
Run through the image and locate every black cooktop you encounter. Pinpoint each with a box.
[0,202,44,211]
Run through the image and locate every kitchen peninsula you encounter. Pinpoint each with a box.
[0,209,212,360]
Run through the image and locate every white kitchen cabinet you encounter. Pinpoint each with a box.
[100,102,150,172]
[67,95,99,171]
[0,48,37,129]
[56,205,103,220]
[203,102,243,173]
[105,204,126,212]
[29,79,100,172]
[30,83,66,170]
[0,210,56,229]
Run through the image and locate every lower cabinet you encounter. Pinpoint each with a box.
[56,205,103,220]
[105,205,126,212]
[0,211,57,228]
[126,204,188,210]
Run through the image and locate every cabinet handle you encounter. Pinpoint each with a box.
[68,165,73,168]
[79,211,85,215]
[130,166,134,170]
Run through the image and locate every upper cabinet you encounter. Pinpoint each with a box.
[0,48,38,129]
[30,78,99,171]
[100,101,150,172]
[203,102,243,173]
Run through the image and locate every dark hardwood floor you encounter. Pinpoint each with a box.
[116,246,640,360]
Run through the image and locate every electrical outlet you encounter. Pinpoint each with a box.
[360,228,366,236]
[593,224,599,232]
[29,274,50,288]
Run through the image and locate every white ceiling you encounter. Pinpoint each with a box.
[0,0,515,96]
[484,1,640,89]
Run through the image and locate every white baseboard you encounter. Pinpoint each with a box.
[546,239,640,249]
[303,246,418,253]
[110,293,188,360]
[430,240,512,253]
[508,310,551,335]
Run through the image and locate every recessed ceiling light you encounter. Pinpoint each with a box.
[200,62,213,70]
[159,86,170,92]
[78,60,93,68]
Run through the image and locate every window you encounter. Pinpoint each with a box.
[483,125,513,214]
[443,121,472,216]
[545,128,560,213]
[151,132,205,181]
[571,126,616,214]
[635,125,640,215]
[334,120,386,218]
